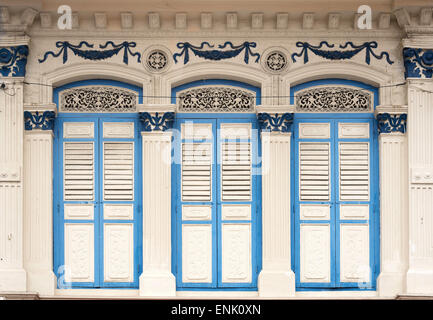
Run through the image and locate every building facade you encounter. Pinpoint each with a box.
[0,0,432,299]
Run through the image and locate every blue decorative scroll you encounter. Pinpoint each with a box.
[24,111,56,131]
[291,41,394,65]
[257,113,294,133]
[0,45,29,77]
[403,48,433,79]
[377,113,407,134]
[173,41,260,64]
[139,112,175,132]
[39,41,141,65]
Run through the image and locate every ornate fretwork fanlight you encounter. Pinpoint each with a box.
[177,86,255,113]
[295,86,373,113]
[59,86,138,113]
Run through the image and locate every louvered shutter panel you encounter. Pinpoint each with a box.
[182,143,212,201]
[103,142,134,200]
[221,142,251,201]
[299,142,330,201]
[64,142,94,200]
[339,142,369,201]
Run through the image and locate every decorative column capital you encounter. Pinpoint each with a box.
[375,106,408,134]
[0,45,29,77]
[403,47,433,79]
[24,111,56,131]
[139,104,176,132]
[256,106,295,133]
[24,105,57,131]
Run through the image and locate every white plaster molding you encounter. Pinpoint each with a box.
[226,12,238,29]
[23,103,57,114]
[256,105,295,114]
[252,13,264,29]
[276,13,288,29]
[0,35,30,46]
[328,13,341,29]
[94,12,107,29]
[138,104,176,113]
[302,13,314,29]
[40,62,152,105]
[20,8,38,27]
[419,8,432,26]
[201,12,212,29]
[375,105,408,116]
[175,13,187,29]
[0,6,10,24]
[39,12,52,28]
[148,12,160,29]
[120,12,133,29]
[393,8,412,28]
[378,13,391,30]
[282,61,392,106]
[161,61,270,105]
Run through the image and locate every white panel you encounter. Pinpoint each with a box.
[181,123,213,140]
[63,142,94,201]
[103,142,134,200]
[300,204,330,220]
[340,204,369,220]
[299,142,330,201]
[339,142,370,201]
[104,223,134,282]
[300,224,330,283]
[340,224,370,283]
[64,224,94,282]
[104,204,134,220]
[182,224,212,283]
[64,204,94,220]
[182,143,212,201]
[221,204,251,220]
[220,123,251,140]
[221,223,252,283]
[338,123,370,139]
[63,122,94,139]
[182,205,212,221]
[221,142,251,201]
[299,123,330,139]
[103,122,134,138]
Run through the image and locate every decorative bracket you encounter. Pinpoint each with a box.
[0,45,29,77]
[375,106,408,134]
[403,47,433,79]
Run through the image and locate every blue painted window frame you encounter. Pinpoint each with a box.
[291,79,380,291]
[171,114,262,291]
[53,80,143,289]
[171,79,262,291]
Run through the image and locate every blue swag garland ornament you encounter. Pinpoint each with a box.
[291,41,394,65]
[39,41,141,65]
[173,41,260,64]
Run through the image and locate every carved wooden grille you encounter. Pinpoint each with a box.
[178,86,255,113]
[295,86,372,112]
[59,86,138,113]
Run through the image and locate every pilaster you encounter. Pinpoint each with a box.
[138,106,176,297]
[375,106,408,297]
[23,104,57,296]
[402,26,433,293]
[0,33,30,291]
[256,106,296,297]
